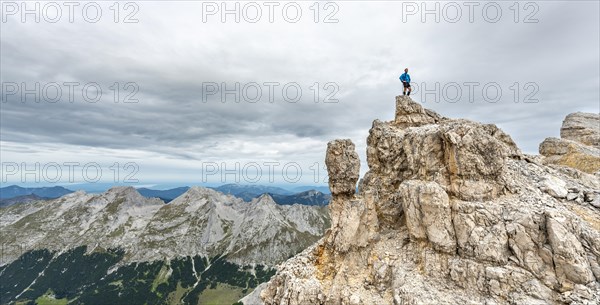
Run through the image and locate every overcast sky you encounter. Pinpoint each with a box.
[1,1,599,188]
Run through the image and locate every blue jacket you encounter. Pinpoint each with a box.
[400,72,411,83]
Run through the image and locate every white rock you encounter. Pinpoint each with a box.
[541,175,568,198]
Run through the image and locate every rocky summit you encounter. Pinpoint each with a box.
[260,96,600,305]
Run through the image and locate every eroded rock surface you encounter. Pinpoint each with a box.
[261,96,600,305]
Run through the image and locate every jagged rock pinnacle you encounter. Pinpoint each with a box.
[325,139,360,196]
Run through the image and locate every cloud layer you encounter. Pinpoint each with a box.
[1,1,599,185]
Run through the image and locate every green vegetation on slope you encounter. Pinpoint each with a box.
[198,283,246,305]
[34,290,68,305]
[0,247,275,305]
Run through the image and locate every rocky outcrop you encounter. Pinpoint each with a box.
[561,112,600,147]
[540,112,600,174]
[261,96,600,305]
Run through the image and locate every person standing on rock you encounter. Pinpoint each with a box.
[400,68,411,96]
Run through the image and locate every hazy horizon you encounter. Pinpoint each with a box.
[1,181,331,193]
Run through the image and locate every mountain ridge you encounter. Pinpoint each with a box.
[0,184,331,206]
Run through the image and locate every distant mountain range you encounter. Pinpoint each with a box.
[269,190,331,206]
[0,184,331,304]
[290,185,331,194]
[0,185,73,199]
[137,186,191,202]
[0,194,49,208]
[0,184,331,206]
[212,183,293,201]
[0,186,330,266]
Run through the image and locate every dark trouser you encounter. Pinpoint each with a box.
[402,82,411,95]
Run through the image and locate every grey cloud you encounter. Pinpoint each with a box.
[1,1,598,184]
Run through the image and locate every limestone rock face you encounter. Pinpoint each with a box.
[540,112,600,174]
[261,96,600,305]
[399,180,456,254]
